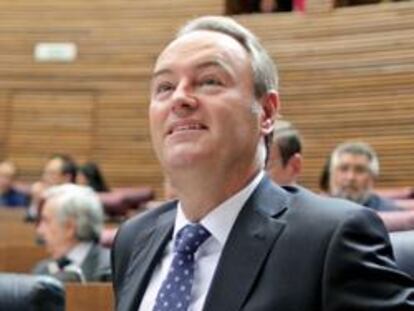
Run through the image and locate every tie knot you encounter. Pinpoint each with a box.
[174,224,210,254]
[56,256,71,270]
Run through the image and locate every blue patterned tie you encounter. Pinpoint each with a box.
[153,223,211,311]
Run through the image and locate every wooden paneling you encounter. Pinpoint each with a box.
[0,208,26,222]
[0,0,412,195]
[66,283,114,311]
[0,222,37,246]
[0,92,8,157]
[0,244,47,273]
[6,91,95,179]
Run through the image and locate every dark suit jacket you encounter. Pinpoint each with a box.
[33,243,111,282]
[112,176,414,311]
[364,193,401,212]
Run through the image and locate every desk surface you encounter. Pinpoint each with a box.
[66,283,114,311]
[0,207,27,222]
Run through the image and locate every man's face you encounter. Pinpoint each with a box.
[36,198,75,259]
[43,158,67,186]
[149,30,270,173]
[330,153,374,203]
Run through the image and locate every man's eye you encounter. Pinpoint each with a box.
[200,78,223,87]
[155,83,174,94]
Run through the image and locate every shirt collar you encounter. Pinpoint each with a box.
[66,242,93,266]
[174,170,264,247]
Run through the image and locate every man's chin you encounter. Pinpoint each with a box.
[164,152,203,170]
[333,190,366,204]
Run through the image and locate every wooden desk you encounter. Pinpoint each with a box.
[0,222,37,246]
[66,283,114,311]
[0,244,47,273]
[0,207,26,222]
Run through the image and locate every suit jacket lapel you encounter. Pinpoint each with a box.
[203,176,289,311]
[119,207,175,311]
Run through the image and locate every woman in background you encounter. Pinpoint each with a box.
[76,162,109,192]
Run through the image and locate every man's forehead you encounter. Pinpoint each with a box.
[338,153,370,164]
[154,30,248,71]
[43,199,58,216]
[46,158,63,169]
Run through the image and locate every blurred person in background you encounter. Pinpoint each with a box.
[33,184,111,282]
[27,154,77,220]
[329,141,401,212]
[266,121,302,186]
[0,160,29,207]
[76,162,109,192]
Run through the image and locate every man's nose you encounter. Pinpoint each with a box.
[171,81,198,117]
[36,222,44,235]
[343,169,357,181]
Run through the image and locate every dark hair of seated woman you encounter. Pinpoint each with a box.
[76,162,109,192]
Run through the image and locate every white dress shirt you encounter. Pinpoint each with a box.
[138,171,264,311]
[66,242,93,267]
[47,241,92,279]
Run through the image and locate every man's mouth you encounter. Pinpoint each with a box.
[167,122,208,135]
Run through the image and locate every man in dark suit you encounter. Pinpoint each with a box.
[112,16,414,311]
[33,184,111,282]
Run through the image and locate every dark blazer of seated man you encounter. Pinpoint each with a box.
[111,16,414,311]
[33,184,111,282]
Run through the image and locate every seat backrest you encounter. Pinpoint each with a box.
[0,273,65,311]
[389,230,414,278]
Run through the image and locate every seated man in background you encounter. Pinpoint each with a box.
[266,120,302,186]
[28,154,77,219]
[329,141,401,211]
[0,160,29,207]
[33,184,111,282]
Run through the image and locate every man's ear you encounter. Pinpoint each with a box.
[290,153,303,176]
[64,218,77,240]
[260,91,280,136]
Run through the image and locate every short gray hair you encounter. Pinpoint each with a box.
[44,184,104,242]
[177,15,278,98]
[330,141,380,176]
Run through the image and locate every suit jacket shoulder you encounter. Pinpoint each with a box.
[82,243,111,282]
[32,243,111,282]
[111,201,176,296]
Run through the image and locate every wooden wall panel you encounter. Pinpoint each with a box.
[7,91,95,180]
[0,0,412,195]
[0,92,8,158]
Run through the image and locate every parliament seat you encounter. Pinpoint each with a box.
[66,282,113,311]
[0,273,64,311]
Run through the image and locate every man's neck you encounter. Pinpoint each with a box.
[170,166,261,222]
[52,240,78,260]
